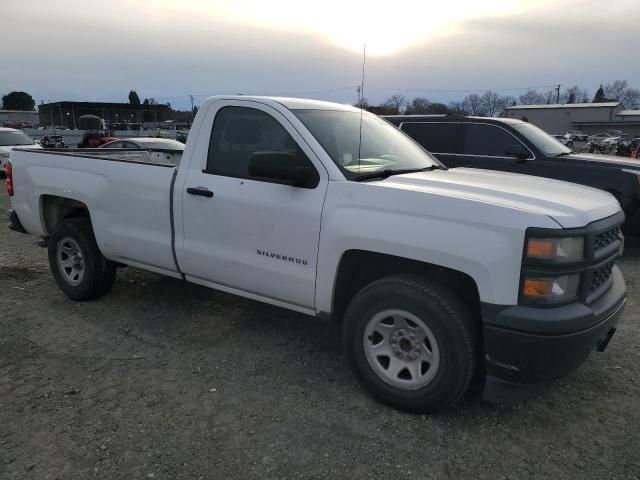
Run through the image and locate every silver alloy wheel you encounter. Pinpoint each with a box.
[363,309,440,390]
[56,237,85,286]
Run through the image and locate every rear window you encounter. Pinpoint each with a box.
[400,123,457,153]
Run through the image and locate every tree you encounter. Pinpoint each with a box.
[2,91,36,111]
[128,90,141,105]
[623,88,640,109]
[354,97,369,109]
[448,101,468,115]
[603,80,628,101]
[382,95,407,114]
[593,84,607,103]
[424,102,451,114]
[404,97,431,114]
[560,85,589,104]
[462,94,485,115]
[518,89,546,105]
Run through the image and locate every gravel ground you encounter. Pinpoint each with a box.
[1,189,639,480]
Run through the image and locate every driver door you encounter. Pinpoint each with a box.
[179,101,328,310]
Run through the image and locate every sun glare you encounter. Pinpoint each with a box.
[218,0,533,56]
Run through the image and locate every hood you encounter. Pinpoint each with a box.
[378,168,621,229]
[568,153,640,170]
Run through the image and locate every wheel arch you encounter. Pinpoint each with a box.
[330,250,482,325]
[40,194,92,236]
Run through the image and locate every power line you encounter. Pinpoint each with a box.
[367,84,557,94]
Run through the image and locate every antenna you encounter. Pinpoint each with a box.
[357,43,366,174]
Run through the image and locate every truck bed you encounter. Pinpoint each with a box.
[9,148,180,277]
[21,147,180,166]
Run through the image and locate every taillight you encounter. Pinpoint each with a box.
[5,161,13,196]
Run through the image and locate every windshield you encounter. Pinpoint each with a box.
[511,122,571,157]
[0,130,35,146]
[293,109,440,179]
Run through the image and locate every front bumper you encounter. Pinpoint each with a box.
[481,266,627,403]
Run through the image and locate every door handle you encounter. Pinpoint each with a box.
[186,187,214,198]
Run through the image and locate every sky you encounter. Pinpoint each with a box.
[1,0,639,111]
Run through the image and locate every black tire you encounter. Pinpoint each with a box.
[343,274,477,413]
[48,217,116,301]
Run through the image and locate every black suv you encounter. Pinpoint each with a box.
[384,115,640,236]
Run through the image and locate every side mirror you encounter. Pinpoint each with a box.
[505,144,530,160]
[248,151,317,188]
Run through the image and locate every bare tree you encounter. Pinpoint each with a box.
[462,94,485,115]
[384,95,407,114]
[623,88,640,109]
[354,97,370,109]
[405,97,431,114]
[448,101,468,115]
[518,89,546,105]
[560,85,590,104]
[603,80,628,101]
[480,90,503,117]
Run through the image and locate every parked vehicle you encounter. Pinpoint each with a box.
[0,127,40,175]
[566,130,588,141]
[384,115,640,236]
[39,135,66,149]
[616,137,640,158]
[7,96,627,413]
[552,134,574,147]
[100,137,184,165]
[78,132,118,148]
[586,139,608,154]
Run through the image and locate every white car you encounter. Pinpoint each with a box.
[566,130,588,141]
[7,96,627,413]
[0,127,40,174]
[552,134,574,147]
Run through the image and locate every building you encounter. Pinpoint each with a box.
[0,109,40,127]
[38,101,172,129]
[504,102,640,136]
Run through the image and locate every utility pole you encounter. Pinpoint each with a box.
[555,84,561,104]
[189,95,194,127]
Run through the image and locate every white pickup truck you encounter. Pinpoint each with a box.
[6,96,627,412]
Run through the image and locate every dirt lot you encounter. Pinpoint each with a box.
[1,189,639,480]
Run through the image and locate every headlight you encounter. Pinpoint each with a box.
[522,274,581,304]
[526,236,584,263]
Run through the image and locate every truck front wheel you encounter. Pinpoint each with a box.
[48,218,117,301]
[343,275,477,413]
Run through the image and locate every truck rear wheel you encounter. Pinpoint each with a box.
[343,275,477,413]
[48,217,116,301]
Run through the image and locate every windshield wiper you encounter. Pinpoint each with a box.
[554,152,571,157]
[355,165,445,182]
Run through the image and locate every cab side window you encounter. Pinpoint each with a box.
[206,106,315,181]
[463,124,527,157]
